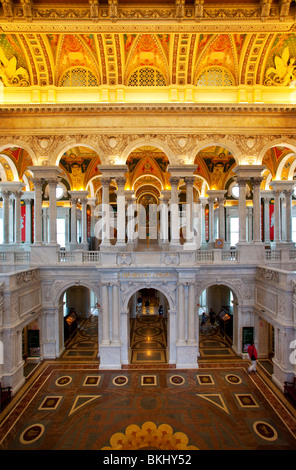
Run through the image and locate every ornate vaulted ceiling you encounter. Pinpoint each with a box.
[0,1,296,104]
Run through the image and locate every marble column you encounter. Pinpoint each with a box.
[125,190,136,249]
[283,187,294,243]
[1,190,11,244]
[261,191,271,244]
[169,177,180,246]
[101,283,110,345]
[159,189,171,247]
[32,178,43,245]
[81,196,88,247]
[22,192,34,245]
[48,178,58,245]
[70,196,78,248]
[188,283,196,343]
[112,283,120,344]
[115,177,126,247]
[200,197,208,247]
[100,177,111,248]
[208,195,215,245]
[237,177,247,243]
[177,282,185,343]
[13,190,23,244]
[252,177,263,243]
[273,189,282,244]
[184,176,195,245]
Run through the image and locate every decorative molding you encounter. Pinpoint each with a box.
[0,102,296,116]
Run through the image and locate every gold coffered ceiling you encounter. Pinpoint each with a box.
[0,1,296,104]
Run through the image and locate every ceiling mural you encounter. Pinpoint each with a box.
[194,147,236,191]
[1,31,296,88]
[59,147,101,191]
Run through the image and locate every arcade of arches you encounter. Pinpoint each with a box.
[0,0,296,451]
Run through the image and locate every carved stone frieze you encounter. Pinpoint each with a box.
[16,269,39,286]
[257,267,279,284]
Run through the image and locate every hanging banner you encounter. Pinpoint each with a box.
[87,208,91,238]
[205,206,209,241]
[261,203,264,242]
[269,201,274,241]
[21,201,26,242]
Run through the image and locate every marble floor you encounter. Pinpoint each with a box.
[0,315,296,451]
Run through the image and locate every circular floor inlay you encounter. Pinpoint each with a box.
[225,374,242,384]
[169,375,185,386]
[112,376,129,386]
[253,421,278,441]
[55,376,72,386]
[20,424,45,445]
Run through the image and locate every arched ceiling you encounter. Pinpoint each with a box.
[1,31,296,88]
[0,0,296,101]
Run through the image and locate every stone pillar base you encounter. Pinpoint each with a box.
[236,242,265,264]
[175,343,198,369]
[99,343,122,369]
[30,244,59,265]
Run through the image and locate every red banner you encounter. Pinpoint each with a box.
[205,207,209,241]
[87,208,91,238]
[21,202,26,242]
[269,202,274,241]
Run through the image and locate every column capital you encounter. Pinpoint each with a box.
[116,176,126,188]
[0,181,24,194]
[169,176,180,187]
[100,176,111,187]
[184,176,196,186]
[250,176,263,187]
[68,190,89,201]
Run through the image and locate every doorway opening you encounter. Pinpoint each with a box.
[128,287,169,364]
[22,320,40,378]
[198,284,236,360]
[59,285,99,360]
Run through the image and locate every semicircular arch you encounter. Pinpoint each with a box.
[52,139,106,167]
[123,283,175,312]
[0,141,38,166]
[54,281,100,309]
[189,139,242,166]
[258,140,296,165]
[196,280,242,307]
[121,139,174,165]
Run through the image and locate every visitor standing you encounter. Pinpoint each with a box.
[247,341,258,372]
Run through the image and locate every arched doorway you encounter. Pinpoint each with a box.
[58,285,99,360]
[198,284,237,360]
[128,287,169,364]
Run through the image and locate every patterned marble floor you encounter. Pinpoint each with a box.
[0,315,296,451]
[0,362,296,450]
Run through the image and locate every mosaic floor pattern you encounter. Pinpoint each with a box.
[0,362,296,450]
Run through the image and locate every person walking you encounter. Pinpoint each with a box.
[158,305,163,319]
[247,341,258,372]
[209,308,216,328]
[201,311,207,330]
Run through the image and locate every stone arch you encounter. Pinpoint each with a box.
[52,139,106,167]
[196,279,242,307]
[121,138,175,165]
[54,280,100,309]
[275,151,296,180]
[122,282,175,312]
[133,173,163,191]
[0,152,19,181]
[189,139,242,166]
[0,140,38,166]
[258,139,296,165]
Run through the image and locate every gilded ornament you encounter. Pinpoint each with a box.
[265,47,296,87]
[0,46,30,87]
